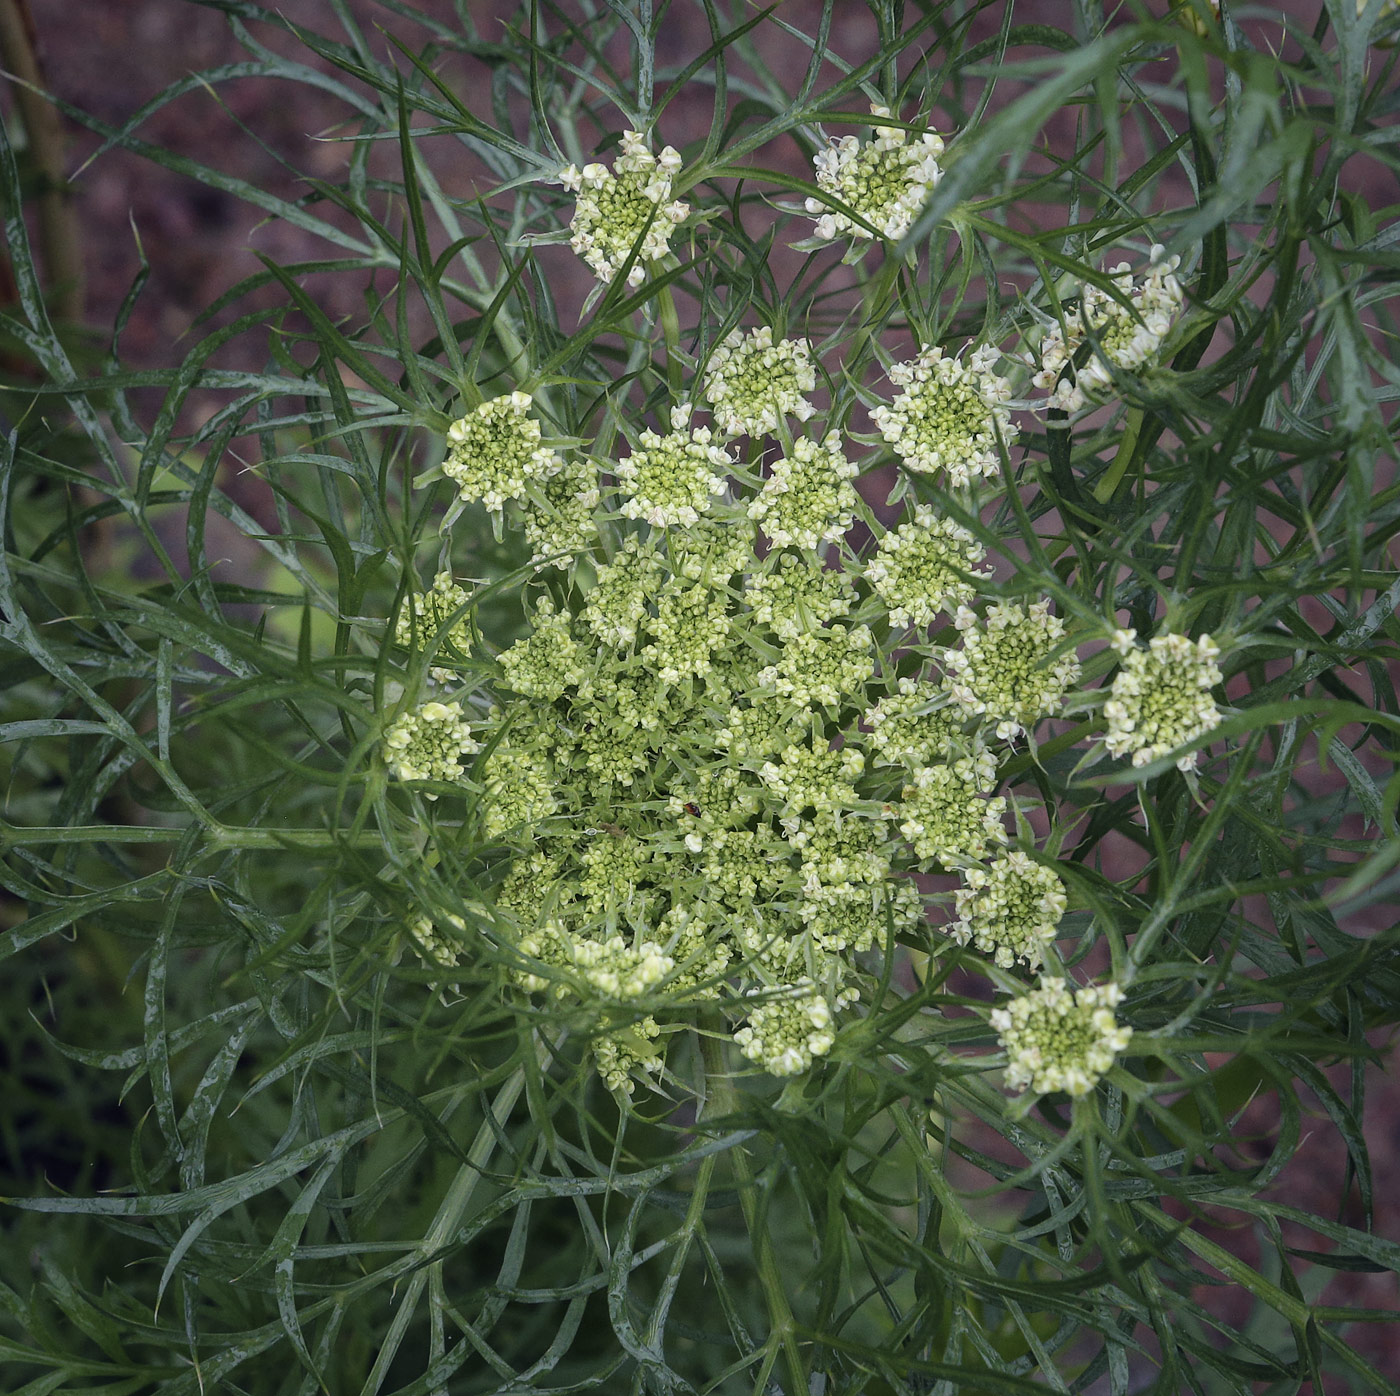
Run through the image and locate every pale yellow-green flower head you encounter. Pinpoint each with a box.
[805,104,944,243]
[408,911,466,970]
[899,748,1008,866]
[1104,629,1223,770]
[394,571,472,682]
[872,344,1015,488]
[757,623,874,709]
[867,506,993,628]
[747,431,857,551]
[733,979,854,1076]
[941,600,1082,740]
[950,850,1067,970]
[614,408,734,527]
[743,552,855,640]
[594,1017,664,1095]
[1033,246,1184,411]
[443,391,562,512]
[498,598,587,701]
[558,130,689,287]
[991,977,1132,1097]
[521,458,600,568]
[382,700,479,788]
[702,326,818,436]
[864,677,963,771]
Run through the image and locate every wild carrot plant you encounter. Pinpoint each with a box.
[2,1,1400,1391]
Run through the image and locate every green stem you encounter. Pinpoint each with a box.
[357,1059,526,1396]
[699,1027,805,1395]
[0,820,384,851]
[0,0,83,324]
[657,283,683,398]
[1093,406,1145,506]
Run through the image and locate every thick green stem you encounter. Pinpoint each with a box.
[0,0,83,324]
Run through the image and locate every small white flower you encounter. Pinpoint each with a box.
[383,700,479,789]
[558,131,690,286]
[442,392,562,512]
[702,327,818,436]
[1033,246,1184,410]
[615,425,734,527]
[807,103,946,244]
[1104,630,1223,771]
[992,978,1132,1097]
[940,600,1082,740]
[871,343,1015,488]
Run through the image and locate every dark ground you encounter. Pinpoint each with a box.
[6,0,1400,1383]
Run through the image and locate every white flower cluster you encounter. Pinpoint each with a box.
[443,391,562,512]
[1032,246,1184,410]
[733,981,850,1076]
[703,327,817,436]
[1104,629,1223,770]
[747,432,858,551]
[867,506,992,628]
[899,749,1007,866]
[615,413,734,527]
[408,911,466,971]
[743,553,854,639]
[382,130,1220,1101]
[941,600,1082,741]
[991,978,1132,1097]
[872,344,1015,487]
[522,457,600,567]
[394,571,471,681]
[758,623,873,709]
[382,700,479,788]
[806,104,944,243]
[950,850,1067,969]
[558,130,689,287]
[864,679,962,770]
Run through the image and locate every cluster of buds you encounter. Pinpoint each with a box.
[867,507,992,628]
[702,327,817,436]
[615,407,734,527]
[941,601,1082,741]
[394,571,472,681]
[733,981,851,1076]
[872,344,1015,488]
[1104,628,1224,770]
[1032,246,1184,410]
[558,131,689,287]
[747,433,858,552]
[991,978,1132,1097]
[442,392,562,512]
[950,851,1067,970]
[382,700,479,788]
[806,104,944,243]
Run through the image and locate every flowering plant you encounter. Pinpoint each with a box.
[2,2,1399,1393]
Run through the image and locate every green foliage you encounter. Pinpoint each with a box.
[3,1,1400,1392]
